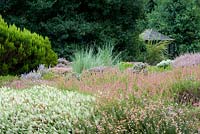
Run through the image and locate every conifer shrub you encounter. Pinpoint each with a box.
[0,16,57,75]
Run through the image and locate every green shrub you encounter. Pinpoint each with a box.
[71,43,120,74]
[144,41,168,65]
[0,16,57,75]
[118,62,134,71]
[147,65,172,73]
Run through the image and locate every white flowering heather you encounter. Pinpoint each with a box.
[156,59,172,68]
[0,85,95,133]
[172,53,200,68]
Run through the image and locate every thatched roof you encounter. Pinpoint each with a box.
[140,29,174,41]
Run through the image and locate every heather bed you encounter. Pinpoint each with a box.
[0,66,200,133]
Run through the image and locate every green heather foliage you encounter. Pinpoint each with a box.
[0,0,144,60]
[0,75,18,86]
[118,62,134,71]
[0,16,57,75]
[170,80,200,104]
[147,65,172,73]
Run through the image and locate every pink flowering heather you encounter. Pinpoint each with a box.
[173,53,200,68]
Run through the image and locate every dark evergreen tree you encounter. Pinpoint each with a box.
[145,0,157,13]
[0,0,145,61]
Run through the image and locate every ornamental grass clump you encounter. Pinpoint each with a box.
[71,42,120,74]
[172,53,200,68]
[0,85,95,133]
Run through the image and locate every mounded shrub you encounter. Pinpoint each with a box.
[156,59,172,68]
[172,53,200,68]
[0,16,57,75]
[0,85,95,133]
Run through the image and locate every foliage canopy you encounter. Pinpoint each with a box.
[0,0,145,60]
[139,0,200,57]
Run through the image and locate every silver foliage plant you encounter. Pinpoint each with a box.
[156,59,172,68]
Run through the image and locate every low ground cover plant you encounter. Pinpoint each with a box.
[118,62,134,71]
[0,85,95,133]
[170,80,200,105]
[20,64,56,80]
[156,59,172,68]
[0,75,18,86]
[73,100,199,134]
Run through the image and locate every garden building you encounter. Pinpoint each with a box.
[139,29,174,42]
[140,29,175,57]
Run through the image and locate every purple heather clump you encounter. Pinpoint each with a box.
[172,53,200,68]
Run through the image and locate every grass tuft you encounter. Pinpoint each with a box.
[71,42,120,74]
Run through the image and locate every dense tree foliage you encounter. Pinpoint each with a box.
[138,0,200,57]
[145,0,157,13]
[1,0,200,61]
[0,16,57,75]
[0,0,145,60]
